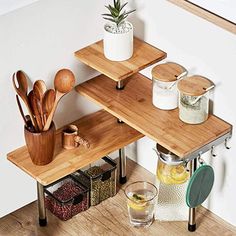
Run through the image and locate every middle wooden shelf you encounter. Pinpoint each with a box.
[76,73,232,159]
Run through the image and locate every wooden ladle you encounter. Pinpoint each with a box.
[12,71,38,131]
[43,69,75,131]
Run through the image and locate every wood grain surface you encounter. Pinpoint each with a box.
[7,110,143,186]
[76,73,232,158]
[168,0,236,34]
[1,159,236,236]
[74,37,167,82]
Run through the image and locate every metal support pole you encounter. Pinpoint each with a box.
[119,147,127,184]
[188,158,197,232]
[37,182,47,226]
[116,80,125,90]
[116,79,126,184]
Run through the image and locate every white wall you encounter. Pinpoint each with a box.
[0,0,39,16]
[0,0,236,228]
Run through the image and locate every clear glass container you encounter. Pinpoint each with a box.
[44,175,89,221]
[179,92,209,124]
[177,75,214,124]
[154,144,189,221]
[152,80,178,110]
[155,179,189,221]
[124,181,158,227]
[151,62,187,110]
[154,145,189,185]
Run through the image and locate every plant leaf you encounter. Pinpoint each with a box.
[123,9,136,16]
[102,13,114,17]
[103,17,116,23]
[117,0,121,11]
[120,2,128,12]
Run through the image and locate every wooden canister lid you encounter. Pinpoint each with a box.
[152,62,186,82]
[177,76,214,96]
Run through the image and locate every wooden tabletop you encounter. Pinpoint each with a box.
[74,37,167,82]
[76,73,232,158]
[7,110,143,186]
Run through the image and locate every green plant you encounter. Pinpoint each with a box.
[102,0,135,27]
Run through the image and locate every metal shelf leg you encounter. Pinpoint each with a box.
[188,158,197,232]
[37,182,47,226]
[119,147,127,184]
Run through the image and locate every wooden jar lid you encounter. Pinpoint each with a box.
[177,76,214,96]
[152,62,186,82]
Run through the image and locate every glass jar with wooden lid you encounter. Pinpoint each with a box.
[151,62,187,110]
[177,76,215,124]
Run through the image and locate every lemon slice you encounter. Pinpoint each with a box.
[170,166,189,183]
[127,194,148,211]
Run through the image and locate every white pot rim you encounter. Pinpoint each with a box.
[104,21,133,34]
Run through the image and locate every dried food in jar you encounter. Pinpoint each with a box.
[179,94,208,124]
[45,180,88,221]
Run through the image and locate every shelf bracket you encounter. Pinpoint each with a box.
[183,131,232,163]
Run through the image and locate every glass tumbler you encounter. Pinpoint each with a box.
[124,181,158,227]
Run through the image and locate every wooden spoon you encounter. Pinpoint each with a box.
[12,72,38,131]
[42,89,56,121]
[28,90,43,131]
[16,95,29,128]
[43,69,75,131]
[33,80,47,125]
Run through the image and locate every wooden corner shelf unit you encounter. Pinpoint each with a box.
[7,37,232,231]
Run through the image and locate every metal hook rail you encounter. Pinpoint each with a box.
[183,131,232,163]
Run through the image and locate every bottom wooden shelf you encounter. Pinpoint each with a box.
[7,110,143,186]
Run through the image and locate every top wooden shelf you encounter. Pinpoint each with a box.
[74,37,167,82]
[76,73,232,158]
[7,110,143,186]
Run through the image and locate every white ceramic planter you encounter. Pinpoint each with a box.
[103,21,133,61]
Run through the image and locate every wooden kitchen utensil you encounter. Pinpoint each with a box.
[28,91,43,131]
[43,69,75,131]
[42,89,56,121]
[33,80,47,125]
[12,71,38,131]
[16,95,28,127]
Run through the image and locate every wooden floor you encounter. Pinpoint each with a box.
[1,159,235,236]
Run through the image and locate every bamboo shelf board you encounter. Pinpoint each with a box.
[76,74,232,158]
[74,37,167,82]
[7,110,143,186]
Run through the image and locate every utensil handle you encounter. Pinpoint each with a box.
[167,70,188,90]
[16,95,28,126]
[43,94,61,131]
[13,73,39,131]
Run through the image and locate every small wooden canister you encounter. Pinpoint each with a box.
[62,125,89,150]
